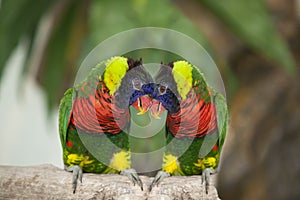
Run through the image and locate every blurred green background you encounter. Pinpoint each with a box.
[0,0,299,199]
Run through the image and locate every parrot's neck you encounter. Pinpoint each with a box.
[157,89,180,114]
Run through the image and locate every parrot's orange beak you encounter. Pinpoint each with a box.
[150,100,166,119]
[132,95,152,115]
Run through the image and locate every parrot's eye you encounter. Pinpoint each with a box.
[158,82,168,95]
[132,78,143,91]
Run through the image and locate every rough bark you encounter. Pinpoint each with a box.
[0,164,220,200]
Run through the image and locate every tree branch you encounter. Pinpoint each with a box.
[0,164,220,199]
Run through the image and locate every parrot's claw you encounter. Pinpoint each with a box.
[120,168,144,191]
[149,171,170,192]
[202,168,217,194]
[65,165,83,194]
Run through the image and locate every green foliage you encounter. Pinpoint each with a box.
[0,0,296,109]
[0,0,55,79]
[88,0,210,55]
[37,0,88,110]
[200,0,295,73]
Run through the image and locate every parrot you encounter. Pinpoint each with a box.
[58,56,153,193]
[148,60,228,194]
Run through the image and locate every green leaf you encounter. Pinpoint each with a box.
[0,0,55,80]
[36,0,89,110]
[200,0,295,73]
[88,0,212,57]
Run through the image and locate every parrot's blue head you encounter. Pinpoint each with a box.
[147,63,182,118]
[114,58,153,114]
[150,83,180,118]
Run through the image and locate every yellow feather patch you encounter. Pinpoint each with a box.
[162,154,180,174]
[67,153,84,164]
[66,153,94,167]
[172,61,193,100]
[195,157,217,170]
[109,151,131,171]
[103,56,129,95]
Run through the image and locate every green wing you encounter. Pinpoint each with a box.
[214,92,229,149]
[191,65,211,103]
[74,61,106,98]
[58,87,74,147]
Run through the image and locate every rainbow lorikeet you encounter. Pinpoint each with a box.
[58,56,153,193]
[148,61,228,193]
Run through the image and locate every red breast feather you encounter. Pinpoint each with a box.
[71,82,130,135]
[167,89,217,138]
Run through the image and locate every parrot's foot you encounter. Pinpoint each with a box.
[120,168,143,191]
[149,171,170,192]
[65,165,83,194]
[202,168,217,194]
